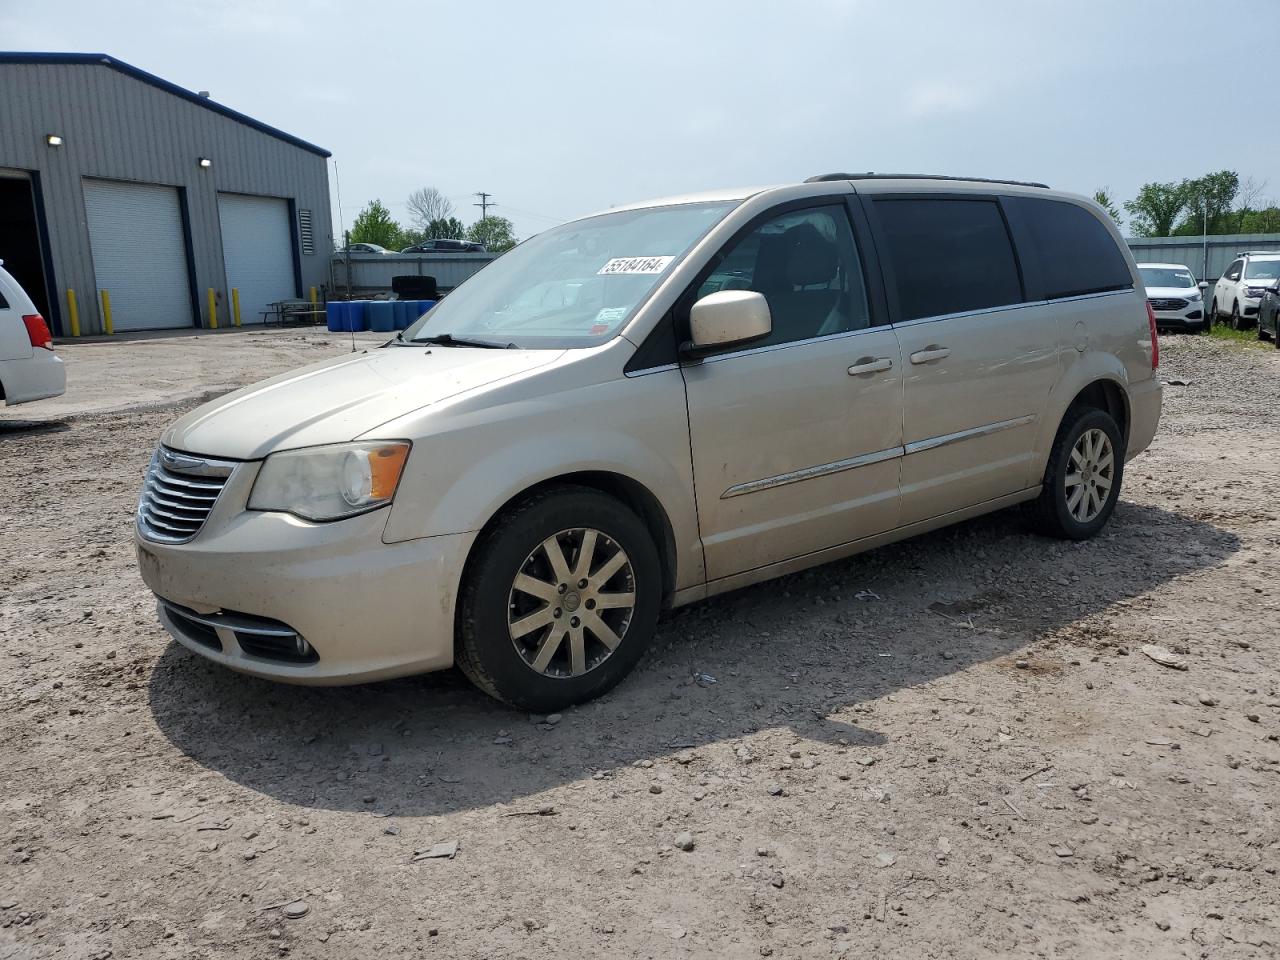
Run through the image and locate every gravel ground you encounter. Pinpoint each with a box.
[1,334,1278,959]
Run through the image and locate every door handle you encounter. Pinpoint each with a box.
[847,357,893,375]
[909,346,951,364]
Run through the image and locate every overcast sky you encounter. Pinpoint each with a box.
[4,0,1277,241]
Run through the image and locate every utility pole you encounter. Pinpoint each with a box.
[473,192,495,220]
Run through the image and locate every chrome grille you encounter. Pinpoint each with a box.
[1148,297,1188,311]
[137,448,235,544]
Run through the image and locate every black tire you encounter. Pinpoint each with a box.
[1030,406,1125,541]
[455,485,661,711]
[1230,301,1241,330]
[1209,298,1218,324]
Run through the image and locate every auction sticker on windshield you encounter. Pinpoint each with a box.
[598,256,674,275]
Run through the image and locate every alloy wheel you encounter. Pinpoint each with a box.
[1064,428,1114,524]
[507,527,637,678]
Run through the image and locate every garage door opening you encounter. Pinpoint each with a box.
[0,172,51,320]
[83,178,194,331]
[218,193,298,325]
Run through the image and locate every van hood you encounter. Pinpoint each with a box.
[162,345,564,460]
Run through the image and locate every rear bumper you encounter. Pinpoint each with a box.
[136,507,473,685]
[0,350,65,405]
[1126,377,1162,461]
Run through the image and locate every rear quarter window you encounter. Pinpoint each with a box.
[1008,197,1133,300]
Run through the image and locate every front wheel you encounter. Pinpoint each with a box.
[455,485,661,711]
[1209,298,1218,324]
[1230,301,1242,330]
[1030,407,1125,540]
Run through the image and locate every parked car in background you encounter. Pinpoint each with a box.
[339,243,393,255]
[0,262,65,407]
[136,175,1160,711]
[1209,251,1280,329]
[1257,284,1280,347]
[401,239,487,254]
[1138,262,1207,333]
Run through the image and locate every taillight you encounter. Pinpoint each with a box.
[22,314,53,351]
[1145,301,1159,370]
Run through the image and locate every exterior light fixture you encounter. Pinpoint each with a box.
[46,134,63,146]
[198,157,212,168]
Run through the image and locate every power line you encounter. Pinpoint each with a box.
[474,191,496,219]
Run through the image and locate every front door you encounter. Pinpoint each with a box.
[681,202,904,581]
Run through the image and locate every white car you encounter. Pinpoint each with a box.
[1209,251,1280,330]
[0,264,65,406]
[1138,262,1208,333]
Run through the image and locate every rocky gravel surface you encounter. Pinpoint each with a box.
[1,334,1278,959]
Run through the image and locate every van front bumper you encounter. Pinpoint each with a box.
[135,508,472,685]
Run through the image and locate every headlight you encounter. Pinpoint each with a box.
[1188,291,1202,302]
[248,441,410,521]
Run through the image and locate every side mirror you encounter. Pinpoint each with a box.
[1198,281,1209,290]
[682,290,771,358]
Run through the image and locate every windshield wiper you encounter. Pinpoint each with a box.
[410,333,516,349]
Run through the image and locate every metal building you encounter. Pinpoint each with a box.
[0,52,332,335]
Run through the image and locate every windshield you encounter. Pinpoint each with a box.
[402,201,736,348]
[1139,266,1195,288]
[1244,259,1280,280]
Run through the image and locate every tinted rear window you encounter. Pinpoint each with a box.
[1010,197,1132,299]
[873,198,1024,321]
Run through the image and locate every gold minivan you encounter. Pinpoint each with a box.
[136,175,1162,710]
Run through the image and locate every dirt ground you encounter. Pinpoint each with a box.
[2,332,1278,959]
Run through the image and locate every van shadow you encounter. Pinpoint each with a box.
[147,501,1238,816]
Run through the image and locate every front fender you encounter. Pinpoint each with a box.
[377,369,704,591]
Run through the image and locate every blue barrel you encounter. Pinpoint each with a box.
[367,301,396,333]
[346,300,368,332]
[393,300,414,330]
[326,302,344,332]
[416,299,436,316]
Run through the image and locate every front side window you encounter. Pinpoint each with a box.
[402,201,736,348]
[696,205,871,348]
[1139,266,1196,288]
[1225,260,1243,281]
[1012,197,1133,299]
[1243,258,1280,280]
[873,198,1023,321]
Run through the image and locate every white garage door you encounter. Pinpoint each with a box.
[83,179,192,331]
[218,193,296,324]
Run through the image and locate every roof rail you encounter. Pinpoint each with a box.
[1238,250,1280,257]
[804,172,1050,189]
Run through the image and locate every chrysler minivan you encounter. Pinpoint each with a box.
[135,175,1162,710]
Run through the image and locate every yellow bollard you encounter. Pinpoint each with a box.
[207,288,218,329]
[309,286,317,307]
[100,290,114,335]
[231,288,242,327]
[66,289,81,337]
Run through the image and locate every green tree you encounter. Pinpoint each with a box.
[348,199,402,249]
[1092,188,1122,227]
[1174,170,1239,235]
[1123,182,1186,238]
[1238,207,1280,233]
[467,215,518,253]
[425,216,467,240]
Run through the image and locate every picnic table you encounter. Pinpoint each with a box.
[259,299,327,326]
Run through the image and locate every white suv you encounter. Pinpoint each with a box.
[1210,251,1280,329]
[0,264,65,407]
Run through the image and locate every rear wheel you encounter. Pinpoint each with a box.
[455,485,661,711]
[1031,407,1124,540]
